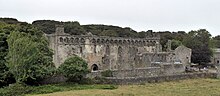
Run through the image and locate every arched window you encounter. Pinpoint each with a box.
[101,39,105,43]
[60,37,63,42]
[64,38,67,42]
[91,64,98,71]
[70,38,74,43]
[75,38,79,43]
[81,38,85,43]
[118,46,122,57]
[217,60,220,64]
[106,45,110,55]
[92,38,96,43]
[94,45,97,53]
[66,38,69,43]
[80,47,83,53]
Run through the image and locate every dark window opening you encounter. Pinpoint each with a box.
[64,38,67,42]
[60,37,63,42]
[66,38,69,43]
[91,64,98,71]
[118,46,122,57]
[106,45,110,55]
[94,45,97,53]
[217,60,220,64]
[80,47,83,53]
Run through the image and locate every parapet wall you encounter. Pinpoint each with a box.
[40,72,217,85]
[88,64,185,79]
[87,67,161,78]
[112,67,161,78]
[104,72,217,84]
[57,35,160,46]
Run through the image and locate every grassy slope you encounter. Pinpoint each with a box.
[29,78,220,96]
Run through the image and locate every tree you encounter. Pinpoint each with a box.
[6,31,55,84]
[183,29,212,64]
[212,35,220,48]
[58,56,89,82]
[82,25,139,37]
[32,20,61,34]
[0,22,16,87]
[158,31,187,51]
[0,19,55,85]
[0,18,19,24]
[171,40,182,50]
[100,30,117,37]
[64,21,86,35]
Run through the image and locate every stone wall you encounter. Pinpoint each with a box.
[104,72,217,84]
[174,45,192,67]
[46,25,160,71]
[112,67,162,78]
[212,48,220,64]
[46,25,192,80]
[87,67,161,78]
[87,64,186,79]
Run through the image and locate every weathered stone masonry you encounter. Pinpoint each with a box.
[46,25,192,78]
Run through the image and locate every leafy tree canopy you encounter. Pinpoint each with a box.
[212,35,220,48]
[0,18,55,85]
[6,31,55,84]
[58,56,89,82]
[183,29,212,64]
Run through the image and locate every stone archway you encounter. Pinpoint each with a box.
[91,64,99,71]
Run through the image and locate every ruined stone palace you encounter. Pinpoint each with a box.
[46,25,192,78]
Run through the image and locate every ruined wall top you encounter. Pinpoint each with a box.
[52,24,160,42]
[55,24,66,35]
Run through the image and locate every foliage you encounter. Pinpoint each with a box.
[32,20,164,39]
[0,20,56,85]
[0,22,16,87]
[158,31,187,50]
[0,83,117,96]
[29,83,117,95]
[83,25,139,37]
[32,20,61,34]
[101,70,113,77]
[6,31,55,84]
[0,18,56,86]
[0,83,33,96]
[99,29,118,37]
[183,29,213,64]
[64,21,86,35]
[0,18,19,24]
[58,56,89,82]
[171,40,182,50]
[138,30,156,38]
[212,35,220,48]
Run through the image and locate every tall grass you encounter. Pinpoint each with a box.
[30,78,220,96]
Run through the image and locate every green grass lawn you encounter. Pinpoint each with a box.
[28,78,220,96]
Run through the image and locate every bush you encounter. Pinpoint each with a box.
[0,83,33,96]
[58,56,89,82]
[101,70,113,77]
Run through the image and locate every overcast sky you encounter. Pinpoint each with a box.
[0,0,219,36]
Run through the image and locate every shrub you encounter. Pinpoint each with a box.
[0,83,33,96]
[58,56,89,82]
